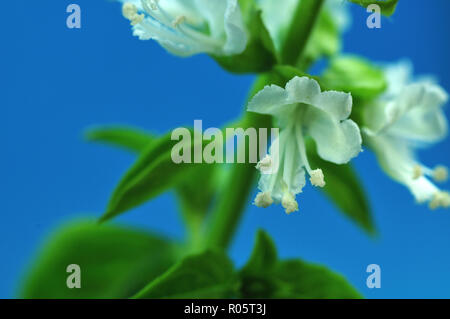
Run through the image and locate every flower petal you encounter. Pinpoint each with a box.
[387,83,448,143]
[312,90,353,121]
[285,76,321,105]
[247,84,289,115]
[305,107,362,164]
[365,134,439,203]
[222,0,247,55]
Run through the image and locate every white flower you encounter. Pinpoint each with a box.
[363,61,450,209]
[249,76,362,213]
[119,0,247,57]
[256,0,350,51]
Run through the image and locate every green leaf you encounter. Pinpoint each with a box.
[133,250,237,298]
[20,220,177,299]
[239,231,362,299]
[241,229,278,275]
[271,260,362,298]
[212,5,277,73]
[101,132,201,222]
[175,164,217,226]
[86,126,218,225]
[307,139,376,235]
[348,0,399,16]
[85,126,155,153]
[321,55,387,100]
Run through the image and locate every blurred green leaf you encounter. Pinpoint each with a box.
[87,127,218,224]
[348,0,399,16]
[134,250,237,298]
[241,229,278,276]
[307,139,376,235]
[101,133,202,222]
[85,126,155,153]
[271,260,362,298]
[239,230,362,298]
[175,164,217,226]
[213,3,277,73]
[321,55,387,100]
[20,220,177,299]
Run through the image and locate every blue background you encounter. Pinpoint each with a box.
[3,0,450,298]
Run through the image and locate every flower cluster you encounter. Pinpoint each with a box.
[114,0,449,215]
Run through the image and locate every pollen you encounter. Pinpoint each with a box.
[429,191,450,210]
[282,192,299,214]
[310,169,325,188]
[122,3,144,26]
[433,165,448,183]
[412,165,423,180]
[254,192,273,208]
[256,155,272,173]
[172,16,186,27]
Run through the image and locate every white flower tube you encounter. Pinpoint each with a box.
[248,76,362,213]
[119,0,247,57]
[363,61,450,209]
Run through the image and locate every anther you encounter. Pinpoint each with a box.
[412,165,423,180]
[433,165,448,183]
[256,155,272,173]
[172,16,186,27]
[254,192,273,208]
[282,192,299,214]
[310,169,325,187]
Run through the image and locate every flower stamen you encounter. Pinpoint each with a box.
[254,192,273,208]
[429,191,450,210]
[433,165,448,183]
[295,123,325,188]
[281,192,299,214]
[412,165,423,180]
[122,3,145,26]
[172,15,186,28]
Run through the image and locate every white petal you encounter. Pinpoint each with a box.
[305,107,362,164]
[312,90,353,121]
[285,76,322,105]
[365,134,439,203]
[387,83,449,143]
[222,0,247,55]
[247,84,289,115]
[383,60,413,97]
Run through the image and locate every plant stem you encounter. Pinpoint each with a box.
[205,0,325,251]
[205,77,272,250]
[281,0,325,65]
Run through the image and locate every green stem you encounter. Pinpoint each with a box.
[281,0,325,65]
[205,0,325,251]
[205,77,272,250]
